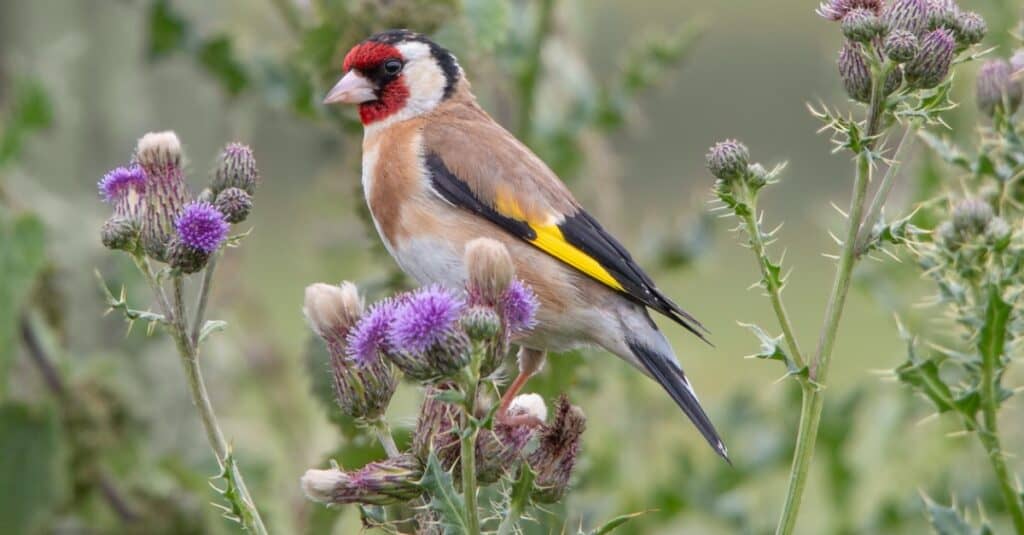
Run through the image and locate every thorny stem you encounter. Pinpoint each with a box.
[739,182,807,373]
[854,121,921,256]
[459,347,484,535]
[515,0,556,142]
[775,62,889,535]
[190,253,218,345]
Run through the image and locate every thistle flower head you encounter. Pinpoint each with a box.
[347,298,399,366]
[301,454,423,506]
[461,305,501,341]
[304,281,363,350]
[883,0,929,36]
[212,142,259,195]
[166,237,211,274]
[385,285,469,381]
[214,187,253,224]
[838,41,872,103]
[952,11,986,47]
[976,59,1023,118]
[100,216,138,251]
[137,131,189,262]
[465,238,514,306]
[841,8,883,43]
[331,350,397,420]
[952,198,994,235]
[528,395,586,504]
[884,29,920,63]
[388,285,465,356]
[412,386,461,465]
[984,217,1012,251]
[98,165,146,204]
[906,28,955,89]
[706,139,750,180]
[174,201,229,254]
[476,422,536,484]
[502,279,540,335]
[816,0,881,21]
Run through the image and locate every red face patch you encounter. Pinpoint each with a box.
[342,42,409,125]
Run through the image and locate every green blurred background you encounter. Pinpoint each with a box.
[1,0,1021,533]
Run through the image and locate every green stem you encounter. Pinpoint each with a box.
[190,254,218,345]
[515,0,555,141]
[370,418,400,459]
[854,121,920,256]
[496,498,525,535]
[460,348,483,535]
[739,183,807,373]
[775,62,889,535]
[164,276,268,535]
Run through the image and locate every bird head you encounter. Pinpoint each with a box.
[325,30,462,126]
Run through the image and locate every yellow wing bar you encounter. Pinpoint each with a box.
[527,223,625,291]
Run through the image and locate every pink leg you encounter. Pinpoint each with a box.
[497,347,547,427]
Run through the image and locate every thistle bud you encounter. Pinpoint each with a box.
[305,282,363,349]
[465,238,514,306]
[166,238,210,274]
[838,42,872,103]
[384,285,469,382]
[301,454,423,506]
[842,8,883,43]
[212,142,258,195]
[952,198,993,235]
[984,217,1012,251]
[746,163,768,189]
[935,221,960,251]
[926,0,958,30]
[884,30,920,63]
[137,132,189,262]
[816,0,882,21]
[883,0,929,36]
[906,28,955,89]
[476,422,535,484]
[214,187,253,224]
[461,305,505,377]
[976,59,1023,118]
[705,139,749,180]
[528,395,585,504]
[412,386,461,466]
[952,11,986,48]
[100,215,138,251]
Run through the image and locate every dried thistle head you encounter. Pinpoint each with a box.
[305,282,364,350]
[528,395,586,503]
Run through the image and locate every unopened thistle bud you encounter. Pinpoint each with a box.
[952,198,993,235]
[838,42,872,103]
[883,0,929,36]
[301,454,423,506]
[98,165,146,221]
[816,0,882,21]
[465,238,515,306]
[461,305,505,377]
[842,8,883,42]
[212,142,258,195]
[100,216,139,251]
[952,11,986,48]
[976,59,1023,118]
[528,395,585,504]
[884,30,920,63]
[385,285,469,381]
[214,187,253,224]
[906,28,955,89]
[706,139,749,180]
[476,422,535,484]
[984,217,1012,251]
[926,0,958,31]
[137,131,188,262]
[166,237,210,274]
[305,282,397,419]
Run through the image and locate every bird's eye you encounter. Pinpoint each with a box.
[383,60,403,75]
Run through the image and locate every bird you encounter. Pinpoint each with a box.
[324,29,727,461]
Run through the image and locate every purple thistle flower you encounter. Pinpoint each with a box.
[502,279,539,335]
[816,0,881,21]
[98,165,146,204]
[174,201,229,253]
[387,285,465,355]
[977,59,1022,117]
[346,299,399,366]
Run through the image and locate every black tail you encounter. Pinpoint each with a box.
[627,339,730,462]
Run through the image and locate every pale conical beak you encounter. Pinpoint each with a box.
[323,71,377,104]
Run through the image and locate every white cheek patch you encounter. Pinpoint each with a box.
[396,41,447,114]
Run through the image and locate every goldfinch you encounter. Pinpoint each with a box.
[324,29,727,460]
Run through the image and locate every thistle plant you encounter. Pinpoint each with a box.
[300,238,602,534]
[96,131,266,533]
[709,1,990,533]
[896,42,1024,532]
